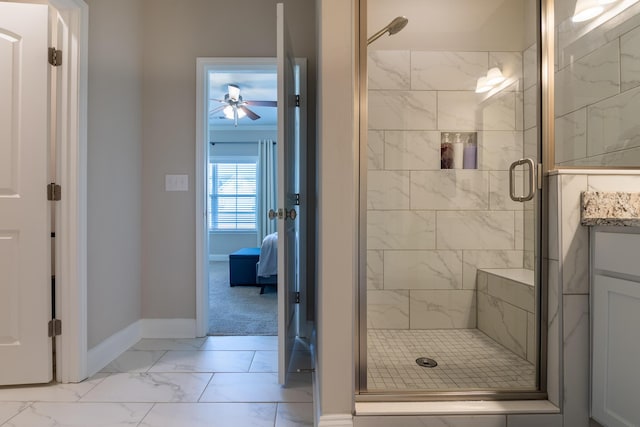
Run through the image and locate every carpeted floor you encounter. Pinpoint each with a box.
[208,261,277,336]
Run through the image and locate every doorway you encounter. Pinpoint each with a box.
[195,57,308,340]
[206,61,279,336]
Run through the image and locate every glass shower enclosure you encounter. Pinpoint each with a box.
[358,0,544,397]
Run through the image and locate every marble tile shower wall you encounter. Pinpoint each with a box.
[366,49,535,330]
[554,0,640,166]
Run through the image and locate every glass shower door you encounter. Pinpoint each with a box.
[361,0,543,395]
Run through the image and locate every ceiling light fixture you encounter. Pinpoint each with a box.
[223,105,246,120]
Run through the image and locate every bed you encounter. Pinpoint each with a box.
[256,232,278,294]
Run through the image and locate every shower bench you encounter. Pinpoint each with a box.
[476,268,535,363]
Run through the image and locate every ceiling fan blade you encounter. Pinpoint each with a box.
[208,105,226,115]
[228,84,241,101]
[245,100,277,107]
[240,106,260,120]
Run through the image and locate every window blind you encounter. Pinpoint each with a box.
[208,162,257,231]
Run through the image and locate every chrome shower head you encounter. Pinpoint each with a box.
[387,16,409,35]
[367,16,408,45]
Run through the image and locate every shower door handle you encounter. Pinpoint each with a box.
[509,158,536,202]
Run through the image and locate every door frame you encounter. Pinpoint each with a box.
[356,0,548,400]
[54,0,88,384]
[45,0,88,383]
[195,57,307,338]
[195,57,278,338]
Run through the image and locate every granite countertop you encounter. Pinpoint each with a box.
[581,192,640,226]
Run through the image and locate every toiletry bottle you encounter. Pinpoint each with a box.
[453,133,464,169]
[463,134,477,169]
[441,133,453,169]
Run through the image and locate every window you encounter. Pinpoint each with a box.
[208,161,257,231]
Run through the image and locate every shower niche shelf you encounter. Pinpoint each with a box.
[440,131,477,170]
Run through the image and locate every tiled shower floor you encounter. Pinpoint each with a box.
[367,329,536,391]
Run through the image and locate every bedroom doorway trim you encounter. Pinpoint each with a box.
[196,57,278,337]
[195,57,307,338]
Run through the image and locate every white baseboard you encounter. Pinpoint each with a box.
[318,415,353,427]
[86,318,198,376]
[210,255,228,261]
[140,318,196,338]
[87,320,141,377]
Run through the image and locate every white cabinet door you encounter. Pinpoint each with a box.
[592,274,640,427]
[0,2,52,385]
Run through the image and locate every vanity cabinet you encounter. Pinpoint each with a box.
[591,229,640,427]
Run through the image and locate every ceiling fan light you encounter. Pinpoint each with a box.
[223,105,246,120]
[223,106,234,120]
[228,84,241,101]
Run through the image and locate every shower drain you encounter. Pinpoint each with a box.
[415,357,438,368]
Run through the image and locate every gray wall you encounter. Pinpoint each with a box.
[85,0,316,345]
[86,0,143,348]
[316,0,357,417]
[139,0,317,319]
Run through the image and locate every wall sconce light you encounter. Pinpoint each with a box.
[571,0,619,22]
[485,67,506,86]
[475,67,506,93]
[475,77,492,93]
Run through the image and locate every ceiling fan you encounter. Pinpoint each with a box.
[209,84,277,127]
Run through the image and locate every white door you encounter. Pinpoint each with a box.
[277,2,300,386]
[0,1,52,385]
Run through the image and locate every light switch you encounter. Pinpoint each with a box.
[165,174,189,191]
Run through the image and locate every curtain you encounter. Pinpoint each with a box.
[256,139,277,245]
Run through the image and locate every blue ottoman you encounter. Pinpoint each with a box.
[228,247,260,286]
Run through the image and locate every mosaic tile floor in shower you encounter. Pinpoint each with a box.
[367,329,536,391]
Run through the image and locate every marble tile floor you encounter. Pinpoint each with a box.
[0,336,314,427]
[367,329,536,391]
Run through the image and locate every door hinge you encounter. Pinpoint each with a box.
[295,292,300,304]
[294,193,300,206]
[47,183,61,201]
[48,47,62,66]
[295,94,300,107]
[48,319,62,337]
